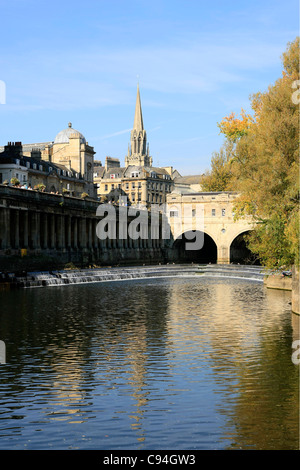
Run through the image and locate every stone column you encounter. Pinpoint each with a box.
[31,212,41,249]
[66,215,71,249]
[42,213,48,249]
[23,210,29,249]
[217,245,230,264]
[14,210,20,249]
[0,207,10,250]
[79,217,87,249]
[73,217,78,249]
[50,214,56,249]
[88,218,92,249]
[57,215,64,250]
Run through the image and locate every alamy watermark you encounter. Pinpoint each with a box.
[0,340,6,364]
[96,197,204,251]
[0,80,6,104]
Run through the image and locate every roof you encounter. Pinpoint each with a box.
[0,144,83,180]
[174,175,203,184]
[54,122,86,144]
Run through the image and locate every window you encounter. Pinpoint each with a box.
[131,171,139,178]
[105,184,108,191]
[222,209,226,216]
[118,184,121,189]
[138,193,141,201]
[192,209,196,217]
[126,183,129,190]
[111,184,115,190]
[26,162,30,168]
[39,165,43,171]
[211,209,216,217]
[138,181,142,188]
[170,211,178,217]
[131,193,135,202]
[33,163,37,170]
[132,182,135,189]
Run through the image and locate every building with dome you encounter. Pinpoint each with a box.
[0,123,97,198]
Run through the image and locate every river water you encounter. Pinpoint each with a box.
[0,272,299,450]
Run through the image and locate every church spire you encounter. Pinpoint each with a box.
[133,83,144,132]
[125,84,152,168]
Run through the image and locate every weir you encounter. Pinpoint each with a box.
[1,264,265,288]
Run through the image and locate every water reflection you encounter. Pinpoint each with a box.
[0,277,298,449]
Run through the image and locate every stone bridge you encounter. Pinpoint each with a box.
[166,191,256,264]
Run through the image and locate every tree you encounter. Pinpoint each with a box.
[217,108,254,141]
[220,38,300,269]
[200,140,235,191]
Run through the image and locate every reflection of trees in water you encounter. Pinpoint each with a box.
[0,279,298,449]
[166,280,299,450]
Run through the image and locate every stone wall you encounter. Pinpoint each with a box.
[264,274,292,291]
[0,185,169,273]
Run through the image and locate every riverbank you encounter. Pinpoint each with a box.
[263,266,299,315]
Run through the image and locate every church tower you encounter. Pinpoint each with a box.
[125,84,152,167]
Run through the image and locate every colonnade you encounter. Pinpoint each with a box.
[0,208,165,252]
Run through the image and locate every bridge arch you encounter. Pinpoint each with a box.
[172,230,217,264]
[230,229,259,264]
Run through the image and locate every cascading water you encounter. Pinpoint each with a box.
[4,264,266,288]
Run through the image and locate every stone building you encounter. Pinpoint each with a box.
[0,123,97,198]
[95,85,174,208]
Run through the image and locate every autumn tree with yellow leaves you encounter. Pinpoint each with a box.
[203,38,299,269]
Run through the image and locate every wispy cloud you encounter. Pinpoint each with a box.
[96,128,132,140]
[0,32,286,111]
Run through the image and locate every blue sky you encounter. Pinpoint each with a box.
[0,0,298,175]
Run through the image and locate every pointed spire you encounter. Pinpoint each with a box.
[133,83,144,132]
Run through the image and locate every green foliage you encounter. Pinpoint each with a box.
[214,37,300,269]
[200,140,235,191]
[34,183,46,191]
[10,177,20,186]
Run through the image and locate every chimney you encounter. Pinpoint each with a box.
[105,156,120,171]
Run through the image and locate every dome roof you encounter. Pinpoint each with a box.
[54,122,86,144]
